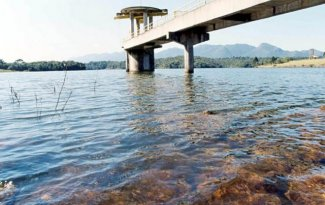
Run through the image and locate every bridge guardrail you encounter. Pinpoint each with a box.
[124,0,216,42]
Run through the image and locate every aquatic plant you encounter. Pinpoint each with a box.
[35,93,43,119]
[61,91,72,112]
[9,86,20,105]
[53,70,73,114]
[93,72,98,93]
[55,70,67,112]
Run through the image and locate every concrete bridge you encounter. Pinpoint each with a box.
[116,0,325,73]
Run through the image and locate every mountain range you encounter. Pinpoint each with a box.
[72,43,323,63]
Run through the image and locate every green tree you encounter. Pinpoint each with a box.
[271,56,277,64]
[0,59,8,69]
[253,57,259,66]
[8,59,29,71]
[6,60,86,72]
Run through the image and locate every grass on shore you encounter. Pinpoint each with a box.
[0,69,13,72]
[260,58,325,68]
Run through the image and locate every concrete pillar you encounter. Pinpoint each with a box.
[167,31,209,74]
[127,51,140,72]
[126,53,130,72]
[130,13,135,37]
[149,16,153,29]
[184,42,194,74]
[126,49,155,72]
[143,12,148,31]
[136,19,140,35]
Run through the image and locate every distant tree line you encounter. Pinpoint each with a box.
[0,59,9,70]
[83,56,299,70]
[86,61,125,70]
[0,56,305,72]
[0,59,86,71]
[155,56,297,68]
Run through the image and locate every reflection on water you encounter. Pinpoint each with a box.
[184,75,196,105]
[0,69,324,204]
[127,73,159,135]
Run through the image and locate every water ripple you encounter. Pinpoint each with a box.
[0,69,324,204]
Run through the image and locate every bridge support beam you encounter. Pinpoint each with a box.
[168,31,209,73]
[184,42,194,73]
[126,48,155,72]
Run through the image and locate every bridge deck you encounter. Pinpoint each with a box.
[123,0,325,50]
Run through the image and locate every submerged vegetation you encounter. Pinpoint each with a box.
[0,181,14,190]
[0,181,15,201]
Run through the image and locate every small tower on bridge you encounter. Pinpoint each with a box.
[115,7,168,37]
[115,7,168,72]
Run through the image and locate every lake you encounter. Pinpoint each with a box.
[0,68,324,204]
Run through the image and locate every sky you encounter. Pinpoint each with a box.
[0,0,324,62]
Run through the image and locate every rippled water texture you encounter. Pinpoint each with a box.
[0,69,324,204]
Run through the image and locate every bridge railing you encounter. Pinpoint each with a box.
[125,0,216,41]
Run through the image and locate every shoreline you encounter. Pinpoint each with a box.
[0,69,13,72]
[259,58,325,68]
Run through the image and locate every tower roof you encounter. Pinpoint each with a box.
[115,6,168,20]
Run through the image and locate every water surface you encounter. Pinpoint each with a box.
[0,69,324,204]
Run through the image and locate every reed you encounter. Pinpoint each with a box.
[9,85,20,106]
[53,70,73,114]
[55,70,67,112]
[61,91,72,112]
[35,93,43,119]
[93,70,99,93]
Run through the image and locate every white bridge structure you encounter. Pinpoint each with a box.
[115,0,325,73]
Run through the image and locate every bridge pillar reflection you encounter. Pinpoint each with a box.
[126,48,155,72]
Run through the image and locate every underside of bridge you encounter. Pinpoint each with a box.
[126,31,210,73]
[117,0,325,73]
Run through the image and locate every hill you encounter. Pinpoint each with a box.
[71,43,323,63]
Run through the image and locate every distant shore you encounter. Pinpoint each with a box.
[259,58,325,68]
[0,69,13,72]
